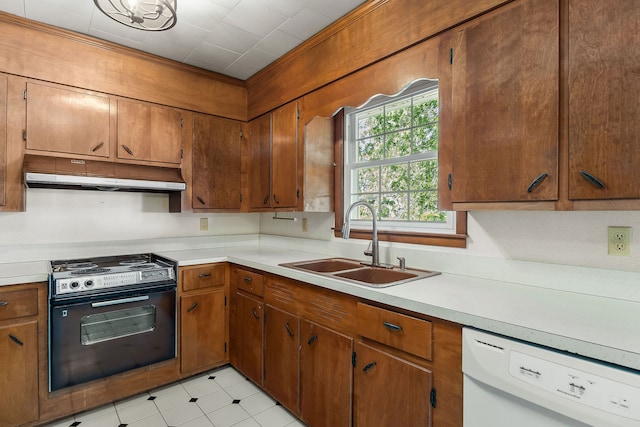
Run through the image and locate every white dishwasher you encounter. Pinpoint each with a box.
[463,328,640,427]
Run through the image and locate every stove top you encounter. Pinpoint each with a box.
[50,253,177,297]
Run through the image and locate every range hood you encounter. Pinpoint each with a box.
[23,155,186,211]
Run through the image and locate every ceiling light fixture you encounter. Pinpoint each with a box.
[93,0,177,31]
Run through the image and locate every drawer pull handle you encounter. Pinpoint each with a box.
[363,362,377,373]
[285,322,295,337]
[122,144,134,156]
[307,335,318,346]
[263,195,269,205]
[0,301,8,307]
[92,142,104,152]
[187,302,199,313]
[526,172,548,193]
[196,196,206,205]
[244,277,252,283]
[273,194,280,205]
[579,170,605,189]
[199,273,211,278]
[383,321,403,332]
[9,334,24,346]
[252,309,260,319]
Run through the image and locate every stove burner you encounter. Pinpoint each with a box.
[131,264,157,269]
[70,267,111,275]
[67,262,99,270]
[119,259,149,266]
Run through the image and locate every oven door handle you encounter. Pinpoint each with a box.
[91,295,150,308]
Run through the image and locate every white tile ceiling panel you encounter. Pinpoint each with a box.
[0,0,367,80]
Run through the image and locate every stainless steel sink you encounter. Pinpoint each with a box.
[279,258,440,288]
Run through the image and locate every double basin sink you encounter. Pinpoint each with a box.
[280,258,440,288]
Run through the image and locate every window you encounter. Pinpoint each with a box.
[339,80,464,246]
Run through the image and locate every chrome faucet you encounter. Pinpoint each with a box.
[342,200,379,267]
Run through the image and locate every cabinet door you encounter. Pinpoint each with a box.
[264,305,299,412]
[300,320,353,427]
[568,0,640,199]
[248,113,271,210]
[271,101,299,208]
[192,114,242,209]
[234,292,264,386]
[443,0,558,203]
[117,99,182,165]
[353,341,432,427]
[0,74,6,207]
[0,321,38,426]
[181,290,226,373]
[25,82,110,157]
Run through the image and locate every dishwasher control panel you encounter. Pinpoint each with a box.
[509,351,640,421]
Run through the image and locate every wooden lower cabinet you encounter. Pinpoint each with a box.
[300,320,353,427]
[0,320,39,426]
[180,289,226,374]
[353,341,433,427]
[264,305,300,412]
[234,291,264,386]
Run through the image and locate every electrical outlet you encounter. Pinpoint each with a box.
[200,218,208,231]
[302,218,308,232]
[608,226,631,256]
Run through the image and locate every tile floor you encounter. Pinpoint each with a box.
[42,366,305,427]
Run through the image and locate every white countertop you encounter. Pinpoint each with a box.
[2,242,639,371]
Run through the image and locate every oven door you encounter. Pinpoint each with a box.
[49,284,176,391]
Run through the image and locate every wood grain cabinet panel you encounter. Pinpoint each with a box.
[181,264,226,292]
[116,99,182,165]
[264,305,299,412]
[568,0,640,200]
[192,114,242,210]
[247,113,272,209]
[0,74,6,208]
[353,340,432,427]
[300,320,353,427]
[234,291,264,386]
[441,0,559,204]
[25,82,110,158]
[0,320,39,427]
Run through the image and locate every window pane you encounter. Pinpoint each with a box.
[409,191,446,222]
[410,159,438,190]
[412,124,438,153]
[380,193,409,221]
[356,136,384,161]
[349,195,379,220]
[385,101,411,131]
[357,106,384,138]
[353,167,379,193]
[381,163,408,192]
[413,92,438,126]
[385,130,411,158]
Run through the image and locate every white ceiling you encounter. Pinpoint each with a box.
[0,0,366,80]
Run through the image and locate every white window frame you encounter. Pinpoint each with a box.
[344,79,456,235]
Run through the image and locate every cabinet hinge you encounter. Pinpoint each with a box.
[352,351,356,367]
[239,130,243,137]
[224,342,227,353]
[430,388,437,408]
[449,48,453,65]
[180,117,184,128]
[296,108,300,120]
[180,149,184,159]
[22,129,27,141]
[447,173,452,190]
[23,88,27,100]
[224,296,227,306]
[296,189,300,199]
[239,193,243,203]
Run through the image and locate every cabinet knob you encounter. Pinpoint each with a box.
[244,276,252,283]
[0,301,8,307]
[92,142,104,152]
[579,170,605,189]
[122,144,134,156]
[273,194,280,205]
[285,322,295,337]
[307,335,318,346]
[363,362,377,372]
[196,196,206,205]
[252,308,260,319]
[9,334,24,346]
[526,172,548,193]
[187,302,199,313]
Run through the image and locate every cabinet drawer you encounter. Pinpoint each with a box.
[0,288,38,321]
[235,269,264,297]
[182,264,226,292]
[357,303,432,360]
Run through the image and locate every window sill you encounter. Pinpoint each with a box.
[332,228,467,248]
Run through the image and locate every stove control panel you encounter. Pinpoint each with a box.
[54,268,174,295]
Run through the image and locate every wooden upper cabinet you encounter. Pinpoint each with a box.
[271,101,299,209]
[192,114,242,210]
[25,82,110,158]
[568,0,640,200]
[247,101,299,211]
[116,99,182,165]
[442,0,559,204]
[0,74,6,207]
[248,113,272,210]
